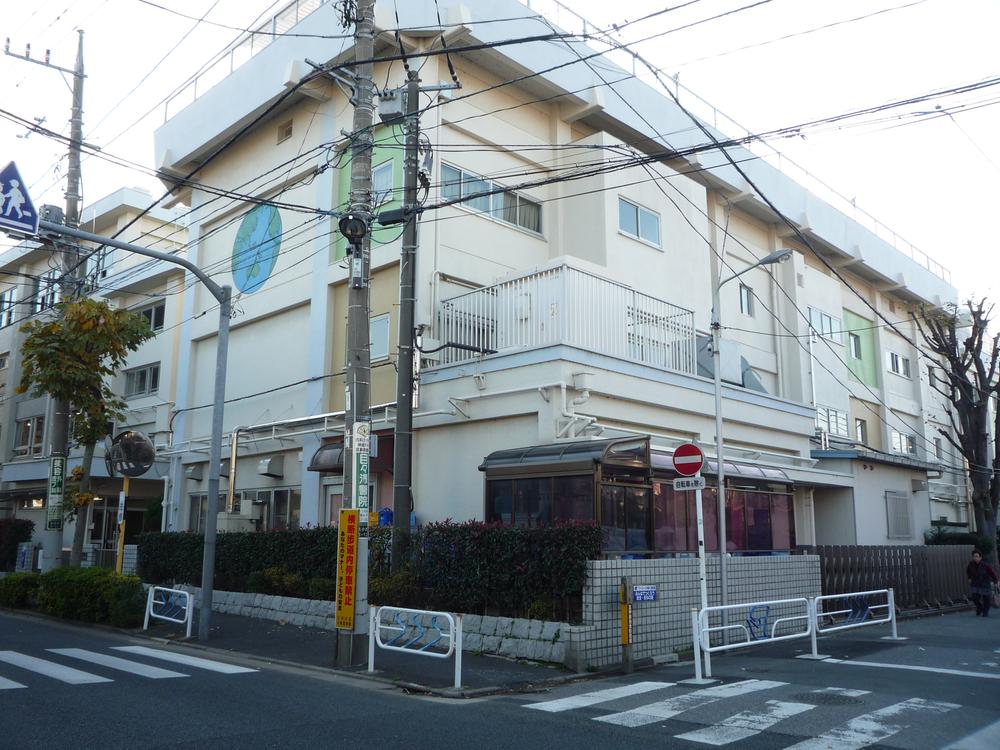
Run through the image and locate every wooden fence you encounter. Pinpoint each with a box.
[813,545,973,609]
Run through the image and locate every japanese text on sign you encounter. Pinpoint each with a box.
[336,509,360,630]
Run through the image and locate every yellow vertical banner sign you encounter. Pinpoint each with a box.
[336,509,360,630]
[115,477,129,575]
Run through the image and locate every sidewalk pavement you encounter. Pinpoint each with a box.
[140,611,586,697]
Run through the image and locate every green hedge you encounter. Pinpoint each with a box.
[0,518,35,571]
[137,526,341,590]
[0,568,145,628]
[137,521,601,620]
[0,572,41,608]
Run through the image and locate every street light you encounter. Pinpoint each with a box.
[711,247,792,613]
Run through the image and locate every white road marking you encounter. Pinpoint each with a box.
[595,679,787,728]
[111,646,257,674]
[48,649,188,679]
[783,697,959,750]
[832,659,1000,680]
[525,681,674,712]
[675,699,814,746]
[0,651,111,685]
[811,687,870,697]
[0,676,27,690]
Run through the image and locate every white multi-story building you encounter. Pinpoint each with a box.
[8,0,967,561]
[0,187,187,564]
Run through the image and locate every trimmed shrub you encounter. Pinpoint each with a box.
[137,526,340,589]
[308,577,337,601]
[0,518,35,571]
[925,527,995,555]
[0,572,41,608]
[36,567,144,626]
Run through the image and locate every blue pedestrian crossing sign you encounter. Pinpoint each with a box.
[0,161,39,236]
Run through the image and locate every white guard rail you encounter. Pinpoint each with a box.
[143,586,194,639]
[808,588,902,659]
[691,589,905,680]
[692,598,811,680]
[368,606,463,689]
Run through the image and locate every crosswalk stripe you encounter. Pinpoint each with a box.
[595,679,787,728]
[0,651,112,685]
[783,697,960,750]
[110,646,257,674]
[811,687,870,698]
[525,681,674,712]
[0,676,27,690]
[48,649,188,679]
[675,699,815,746]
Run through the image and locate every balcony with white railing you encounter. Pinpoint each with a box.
[435,264,697,376]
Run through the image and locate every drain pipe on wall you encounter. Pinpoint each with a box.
[226,426,248,513]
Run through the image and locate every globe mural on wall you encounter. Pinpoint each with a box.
[232,204,281,293]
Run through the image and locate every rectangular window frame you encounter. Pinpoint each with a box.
[890,429,917,455]
[441,163,543,235]
[369,314,390,361]
[849,332,862,359]
[372,160,394,206]
[0,287,16,328]
[617,196,661,248]
[136,300,166,332]
[855,418,868,444]
[808,307,841,343]
[816,405,849,437]
[124,363,161,399]
[13,415,45,459]
[739,283,754,317]
[885,490,913,539]
[888,351,912,378]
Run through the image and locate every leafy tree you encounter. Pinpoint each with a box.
[18,298,154,566]
[914,300,999,567]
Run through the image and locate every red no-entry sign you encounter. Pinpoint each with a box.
[672,443,704,477]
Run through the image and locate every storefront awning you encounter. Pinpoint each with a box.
[307,444,343,472]
[479,437,649,476]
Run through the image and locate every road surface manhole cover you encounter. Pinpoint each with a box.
[790,693,864,706]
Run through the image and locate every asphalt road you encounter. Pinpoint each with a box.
[2,610,999,749]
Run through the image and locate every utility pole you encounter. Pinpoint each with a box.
[5,31,86,571]
[338,0,376,666]
[390,70,420,572]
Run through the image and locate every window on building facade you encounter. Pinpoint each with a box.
[934,437,944,460]
[369,314,390,361]
[13,416,45,458]
[372,160,393,206]
[887,351,911,377]
[0,287,16,328]
[885,491,913,539]
[276,119,293,144]
[890,429,916,455]
[441,164,542,233]
[808,307,841,342]
[33,271,60,314]
[855,418,868,444]
[816,406,849,436]
[849,332,862,359]
[617,197,660,247]
[188,493,224,533]
[124,363,160,398]
[84,250,108,291]
[739,284,754,317]
[136,300,165,332]
[0,352,7,370]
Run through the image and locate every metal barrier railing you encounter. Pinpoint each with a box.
[143,586,194,639]
[689,589,904,682]
[368,606,463,689]
[808,588,901,659]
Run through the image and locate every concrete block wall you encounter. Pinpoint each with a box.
[565,555,821,670]
[176,585,340,630]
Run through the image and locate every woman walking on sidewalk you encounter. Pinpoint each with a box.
[966,549,999,617]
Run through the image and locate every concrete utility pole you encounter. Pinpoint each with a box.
[6,31,85,571]
[343,0,375,511]
[337,0,376,666]
[390,70,420,572]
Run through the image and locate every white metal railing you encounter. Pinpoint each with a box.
[164,0,328,121]
[369,606,463,689]
[524,0,950,284]
[436,265,697,375]
[143,586,194,639]
[690,589,904,680]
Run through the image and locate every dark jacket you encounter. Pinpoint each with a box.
[967,560,999,588]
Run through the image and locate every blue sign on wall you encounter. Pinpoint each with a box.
[232,204,282,293]
[633,585,657,602]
